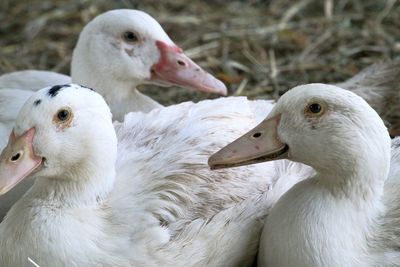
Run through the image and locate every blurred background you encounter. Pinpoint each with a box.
[0,0,399,104]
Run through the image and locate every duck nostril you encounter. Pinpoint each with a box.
[10,153,21,162]
[252,132,262,138]
[177,60,186,66]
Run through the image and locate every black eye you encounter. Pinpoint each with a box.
[308,103,322,114]
[57,109,70,121]
[10,152,21,162]
[123,31,138,42]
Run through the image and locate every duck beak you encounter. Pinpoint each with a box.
[0,128,42,195]
[151,41,227,96]
[208,114,288,170]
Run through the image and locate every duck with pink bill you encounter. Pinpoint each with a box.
[209,84,400,266]
[0,9,227,130]
[0,9,228,220]
[0,84,285,266]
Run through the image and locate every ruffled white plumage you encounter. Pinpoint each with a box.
[0,90,292,266]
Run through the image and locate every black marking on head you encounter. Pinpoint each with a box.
[78,84,95,92]
[48,84,70,98]
[33,99,41,106]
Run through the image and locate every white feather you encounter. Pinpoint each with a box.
[255,84,400,266]
[0,87,299,266]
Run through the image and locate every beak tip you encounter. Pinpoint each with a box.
[216,81,228,96]
[208,153,225,170]
[220,88,228,96]
[208,156,216,168]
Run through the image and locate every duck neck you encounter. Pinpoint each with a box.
[28,128,117,207]
[315,152,388,206]
[263,138,391,266]
[71,67,162,122]
[31,163,116,207]
[100,80,163,121]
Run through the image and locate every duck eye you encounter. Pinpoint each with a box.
[57,109,70,121]
[53,107,74,128]
[304,102,326,118]
[308,103,322,114]
[123,31,138,42]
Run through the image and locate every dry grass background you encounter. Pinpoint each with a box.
[0,0,399,104]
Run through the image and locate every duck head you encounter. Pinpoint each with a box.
[0,84,117,195]
[71,9,227,96]
[209,84,391,177]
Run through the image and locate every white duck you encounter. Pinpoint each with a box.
[209,83,400,266]
[1,62,400,221]
[0,9,226,131]
[0,84,293,266]
[0,9,229,217]
[1,9,399,127]
[1,13,399,231]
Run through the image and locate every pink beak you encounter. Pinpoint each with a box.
[151,41,227,96]
[208,114,288,170]
[0,128,42,195]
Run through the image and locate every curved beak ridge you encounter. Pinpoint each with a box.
[208,114,288,170]
[0,128,42,195]
[151,41,227,95]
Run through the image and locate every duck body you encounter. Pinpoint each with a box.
[1,59,399,221]
[258,86,395,267]
[0,10,227,122]
[262,138,400,267]
[0,9,229,220]
[1,181,270,267]
[0,86,285,266]
[0,186,133,266]
[0,93,278,221]
[209,84,399,266]
[111,96,278,223]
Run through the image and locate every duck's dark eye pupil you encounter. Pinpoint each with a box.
[57,110,69,121]
[11,153,20,162]
[309,103,322,113]
[124,32,138,42]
